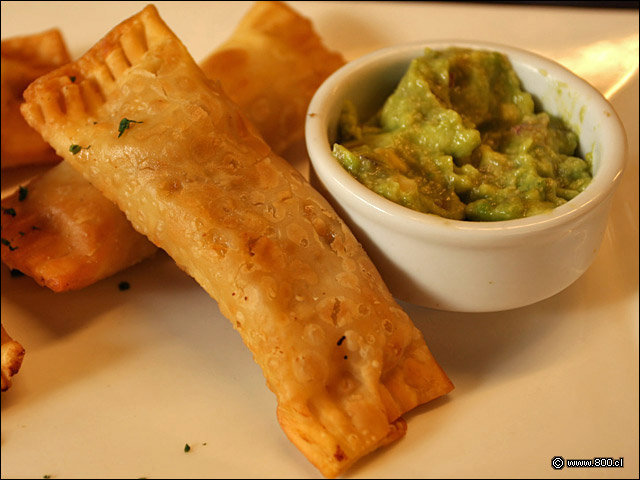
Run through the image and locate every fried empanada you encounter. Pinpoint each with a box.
[0,161,158,291]
[200,0,345,154]
[1,324,25,392]
[1,1,344,292]
[20,5,453,477]
[1,28,71,168]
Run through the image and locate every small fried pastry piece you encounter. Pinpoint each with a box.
[1,28,71,168]
[0,161,158,292]
[20,6,453,477]
[1,1,344,292]
[1,324,25,392]
[200,0,345,154]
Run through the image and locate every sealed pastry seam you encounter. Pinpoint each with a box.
[20,5,453,478]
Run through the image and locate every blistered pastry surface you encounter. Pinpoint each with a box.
[20,6,452,477]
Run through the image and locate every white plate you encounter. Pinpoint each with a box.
[1,2,638,478]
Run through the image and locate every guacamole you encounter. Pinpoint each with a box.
[333,48,592,221]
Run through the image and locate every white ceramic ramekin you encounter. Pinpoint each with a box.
[305,41,627,312]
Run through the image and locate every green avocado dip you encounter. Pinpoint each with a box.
[332,48,592,221]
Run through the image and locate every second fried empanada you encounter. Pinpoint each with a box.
[200,0,345,154]
[0,161,158,292]
[1,28,71,168]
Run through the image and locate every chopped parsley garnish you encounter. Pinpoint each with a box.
[70,76,76,83]
[1,237,18,251]
[118,281,130,291]
[1,207,16,217]
[184,443,191,452]
[18,186,28,201]
[69,144,90,155]
[118,118,143,138]
[337,335,346,346]
[32,225,41,230]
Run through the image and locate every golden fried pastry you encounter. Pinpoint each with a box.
[200,0,345,154]
[0,161,158,291]
[1,324,25,392]
[20,5,453,477]
[1,1,344,292]
[1,28,71,168]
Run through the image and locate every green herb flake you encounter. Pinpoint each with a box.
[70,76,76,83]
[118,118,143,138]
[118,281,130,291]
[1,207,16,217]
[18,186,28,201]
[32,225,41,230]
[184,443,191,453]
[69,144,91,155]
[43,475,51,479]
[1,238,18,251]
